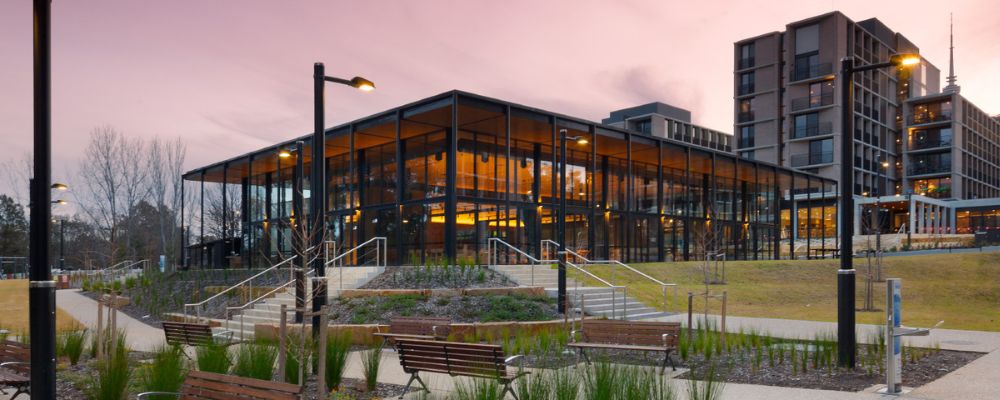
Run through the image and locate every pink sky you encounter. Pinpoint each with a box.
[1,0,998,195]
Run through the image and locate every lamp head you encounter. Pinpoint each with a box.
[890,53,921,67]
[52,199,68,205]
[576,137,589,145]
[349,77,375,92]
[278,149,292,158]
[51,183,68,191]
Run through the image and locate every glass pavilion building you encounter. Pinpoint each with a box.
[182,91,838,268]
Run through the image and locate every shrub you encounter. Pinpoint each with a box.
[361,344,382,392]
[515,369,553,400]
[583,361,617,400]
[140,344,187,394]
[62,329,87,365]
[687,364,725,400]
[284,333,311,385]
[552,367,581,400]
[325,331,353,391]
[196,341,232,374]
[87,331,130,400]
[453,377,502,400]
[232,341,278,380]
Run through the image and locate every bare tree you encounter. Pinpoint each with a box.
[119,135,150,260]
[77,126,125,263]
[1,153,32,206]
[148,137,187,262]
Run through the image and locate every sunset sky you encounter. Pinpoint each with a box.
[1,0,997,196]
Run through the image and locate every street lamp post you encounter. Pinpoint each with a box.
[30,0,56,397]
[557,129,568,314]
[838,53,919,368]
[312,63,374,337]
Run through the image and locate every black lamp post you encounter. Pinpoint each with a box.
[838,53,919,368]
[312,63,374,337]
[29,0,55,397]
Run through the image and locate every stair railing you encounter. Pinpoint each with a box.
[225,268,315,341]
[542,240,678,313]
[326,237,386,292]
[563,257,626,320]
[487,237,557,287]
[183,256,297,323]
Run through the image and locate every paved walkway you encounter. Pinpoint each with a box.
[55,289,165,352]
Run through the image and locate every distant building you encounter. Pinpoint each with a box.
[603,102,733,152]
[738,11,1000,239]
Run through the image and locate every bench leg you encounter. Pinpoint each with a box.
[401,372,430,399]
[579,348,592,366]
[501,380,519,400]
[660,350,676,374]
[10,385,28,400]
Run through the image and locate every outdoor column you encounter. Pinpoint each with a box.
[853,199,862,236]
[949,207,957,234]
[915,202,923,234]
[908,198,916,235]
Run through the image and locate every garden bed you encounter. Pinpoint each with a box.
[327,293,561,325]
[360,265,514,289]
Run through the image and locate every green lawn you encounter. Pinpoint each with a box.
[568,252,1000,332]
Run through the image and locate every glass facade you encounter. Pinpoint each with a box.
[181,91,836,267]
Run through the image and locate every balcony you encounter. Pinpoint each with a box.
[790,151,833,167]
[791,93,834,111]
[792,62,833,81]
[907,164,950,176]
[909,113,951,125]
[908,137,953,151]
[738,57,755,70]
[737,111,755,123]
[792,121,833,139]
[737,83,755,96]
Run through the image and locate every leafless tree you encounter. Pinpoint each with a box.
[148,137,187,261]
[77,126,125,262]
[119,135,150,260]
[1,153,32,206]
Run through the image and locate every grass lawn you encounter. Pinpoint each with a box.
[569,251,1000,332]
[0,279,81,334]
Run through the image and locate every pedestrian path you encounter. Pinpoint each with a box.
[55,289,165,352]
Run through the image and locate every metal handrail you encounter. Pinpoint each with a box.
[326,237,386,268]
[225,268,316,340]
[563,257,626,320]
[183,256,297,322]
[543,240,678,313]
[488,238,557,287]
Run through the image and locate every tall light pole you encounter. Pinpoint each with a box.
[312,63,374,337]
[838,53,919,368]
[30,0,56,397]
[279,142,306,323]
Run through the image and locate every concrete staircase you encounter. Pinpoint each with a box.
[218,266,384,338]
[489,265,669,320]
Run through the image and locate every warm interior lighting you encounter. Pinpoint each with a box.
[890,53,921,67]
[51,183,68,191]
[882,162,890,168]
[278,149,292,158]
[350,77,376,92]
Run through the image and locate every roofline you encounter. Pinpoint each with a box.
[184,89,833,184]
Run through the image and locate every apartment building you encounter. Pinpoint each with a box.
[603,102,733,152]
[733,11,940,197]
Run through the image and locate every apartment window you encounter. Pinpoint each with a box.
[909,127,953,150]
[793,112,828,138]
[809,138,833,163]
[739,72,755,95]
[912,100,953,124]
[794,51,821,81]
[632,119,652,134]
[739,125,755,148]
[909,152,952,175]
[739,43,755,69]
[808,81,833,106]
[739,150,755,160]
[738,98,754,122]
[795,24,819,54]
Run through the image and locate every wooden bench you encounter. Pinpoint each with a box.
[372,317,451,349]
[162,321,234,347]
[396,339,526,400]
[567,319,680,373]
[137,370,301,399]
[0,340,30,400]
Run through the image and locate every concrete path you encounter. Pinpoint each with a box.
[55,289,165,352]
